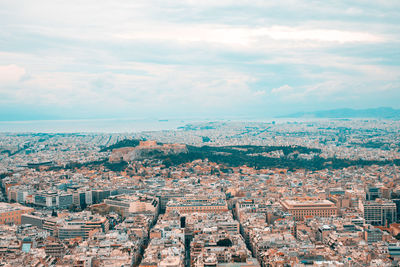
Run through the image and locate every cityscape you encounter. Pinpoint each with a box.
[1,0,400,266]
[0,119,400,266]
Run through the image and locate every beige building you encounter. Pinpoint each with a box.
[0,203,34,225]
[166,195,228,214]
[280,199,337,221]
[105,194,159,218]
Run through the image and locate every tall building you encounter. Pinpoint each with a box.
[280,199,337,221]
[392,199,400,222]
[45,242,65,258]
[363,199,397,226]
[32,192,73,209]
[363,225,383,243]
[366,187,381,201]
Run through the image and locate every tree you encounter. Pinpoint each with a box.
[217,238,232,247]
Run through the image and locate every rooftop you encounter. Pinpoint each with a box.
[0,203,33,213]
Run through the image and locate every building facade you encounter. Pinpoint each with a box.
[280,199,337,221]
[363,199,397,226]
[0,203,34,225]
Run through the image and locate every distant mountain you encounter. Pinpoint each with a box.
[280,107,400,119]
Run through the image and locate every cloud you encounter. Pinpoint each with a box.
[271,85,293,94]
[0,64,26,84]
[0,0,399,119]
[253,90,266,96]
[114,25,384,49]
[0,61,261,115]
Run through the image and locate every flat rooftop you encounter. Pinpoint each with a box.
[0,202,33,213]
[282,199,335,208]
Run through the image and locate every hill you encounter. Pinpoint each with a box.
[280,107,400,119]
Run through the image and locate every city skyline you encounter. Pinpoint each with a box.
[0,0,399,121]
[1,120,400,266]
[1,2,400,263]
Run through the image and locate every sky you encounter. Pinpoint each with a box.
[0,0,399,121]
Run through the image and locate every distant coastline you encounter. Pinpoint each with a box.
[0,113,398,133]
[0,118,187,133]
[279,107,400,119]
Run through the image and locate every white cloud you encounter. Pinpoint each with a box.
[255,26,384,43]
[271,85,293,94]
[253,90,266,96]
[0,0,399,118]
[0,60,262,113]
[113,25,385,51]
[0,65,26,84]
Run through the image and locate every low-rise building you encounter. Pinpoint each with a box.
[0,203,34,225]
[280,198,337,221]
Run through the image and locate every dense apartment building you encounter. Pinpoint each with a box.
[363,225,383,243]
[32,192,73,209]
[363,199,397,226]
[58,215,109,240]
[44,242,65,258]
[21,211,109,240]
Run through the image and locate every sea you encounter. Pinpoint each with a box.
[0,118,190,133]
[0,117,338,133]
